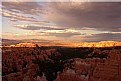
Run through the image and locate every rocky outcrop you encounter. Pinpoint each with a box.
[78,41,121,47]
[37,40,121,47]
[2,40,121,47]
[4,42,38,47]
[15,42,37,47]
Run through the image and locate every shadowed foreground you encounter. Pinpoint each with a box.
[2,46,121,81]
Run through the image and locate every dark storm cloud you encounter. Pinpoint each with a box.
[45,2,121,32]
[83,33,121,41]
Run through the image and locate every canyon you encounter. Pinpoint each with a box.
[2,44,121,81]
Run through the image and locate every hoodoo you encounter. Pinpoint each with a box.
[14,42,37,47]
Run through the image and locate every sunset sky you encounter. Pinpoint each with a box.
[1,0,121,42]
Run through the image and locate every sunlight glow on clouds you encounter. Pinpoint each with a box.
[1,1,121,41]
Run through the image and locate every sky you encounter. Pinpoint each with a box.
[1,0,121,42]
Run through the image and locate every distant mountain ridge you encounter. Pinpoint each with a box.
[1,38,121,47]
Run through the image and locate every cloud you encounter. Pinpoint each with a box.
[3,2,121,32]
[2,2,121,32]
[83,33,121,41]
[2,2,43,16]
[44,2,121,32]
[2,2,121,41]
[2,9,48,24]
[2,31,69,40]
[14,24,83,37]
[41,29,85,37]
[2,2,49,25]
[3,31,39,36]
[14,24,66,30]
[2,10,36,21]
[14,25,41,30]
[45,32,81,37]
